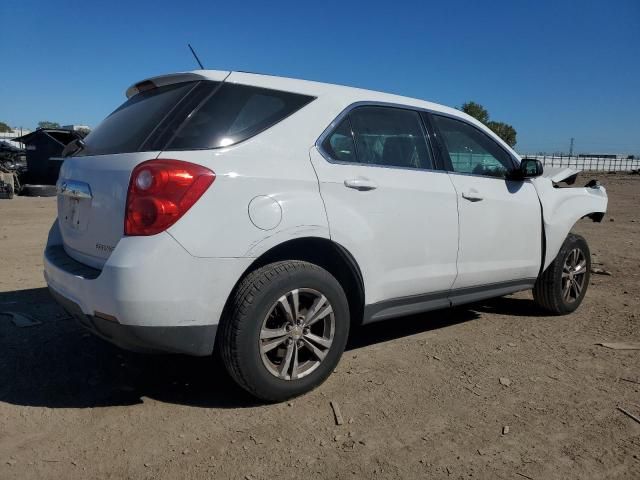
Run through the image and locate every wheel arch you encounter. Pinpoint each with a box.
[532,178,607,271]
[222,237,366,329]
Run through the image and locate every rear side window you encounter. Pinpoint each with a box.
[321,119,356,162]
[166,84,314,150]
[79,82,197,156]
[78,81,314,156]
[432,115,514,178]
[321,106,433,170]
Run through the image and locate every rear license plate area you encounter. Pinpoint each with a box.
[57,180,92,232]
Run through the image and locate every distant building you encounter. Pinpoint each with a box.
[62,124,91,133]
[0,128,33,149]
[578,153,618,159]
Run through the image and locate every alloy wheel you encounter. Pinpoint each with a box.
[562,248,587,303]
[259,288,335,380]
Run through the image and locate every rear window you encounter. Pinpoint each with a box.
[79,81,314,156]
[167,83,313,150]
[78,82,198,156]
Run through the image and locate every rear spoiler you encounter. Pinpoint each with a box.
[125,70,230,98]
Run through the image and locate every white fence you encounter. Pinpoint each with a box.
[522,155,640,172]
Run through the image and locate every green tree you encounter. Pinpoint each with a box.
[459,101,517,147]
[38,121,60,129]
[0,121,12,133]
[460,101,489,124]
[487,121,517,148]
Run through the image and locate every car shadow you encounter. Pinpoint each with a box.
[0,287,545,410]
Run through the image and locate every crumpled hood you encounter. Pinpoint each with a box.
[541,166,579,184]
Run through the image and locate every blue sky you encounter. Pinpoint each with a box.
[1,0,638,154]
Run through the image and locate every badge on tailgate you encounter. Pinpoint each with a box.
[57,180,92,231]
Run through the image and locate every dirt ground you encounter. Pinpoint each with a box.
[1,173,639,480]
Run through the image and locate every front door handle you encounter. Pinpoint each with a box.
[344,177,377,191]
[461,190,483,202]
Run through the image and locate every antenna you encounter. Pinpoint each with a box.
[188,44,205,70]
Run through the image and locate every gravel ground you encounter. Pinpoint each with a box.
[1,173,639,479]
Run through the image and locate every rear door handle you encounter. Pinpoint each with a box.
[461,190,483,202]
[344,177,377,191]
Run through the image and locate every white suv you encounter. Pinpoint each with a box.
[45,70,608,401]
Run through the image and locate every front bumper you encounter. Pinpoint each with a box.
[44,221,253,356]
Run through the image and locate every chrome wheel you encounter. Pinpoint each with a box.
[259,288,335,381]
[562,248,587,303]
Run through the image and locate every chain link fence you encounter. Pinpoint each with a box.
[521,155,640,172]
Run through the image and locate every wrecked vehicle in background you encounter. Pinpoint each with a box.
[0,141,25,199]
[0,171,18,199]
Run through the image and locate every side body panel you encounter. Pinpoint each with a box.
[309,147,459,305]
[532,177,608,269]
[447,175,542,289]
[164,146,330,259]
[163,85,342,259]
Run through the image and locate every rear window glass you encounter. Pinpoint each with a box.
[321,106,433,170]
[78,82,197,156]
[166,84,314,150]
[78,81,314,156]
[349,106,433,169]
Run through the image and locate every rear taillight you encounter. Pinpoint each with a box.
[125,159,215,236]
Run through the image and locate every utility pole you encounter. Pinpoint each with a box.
[569,137,575,156]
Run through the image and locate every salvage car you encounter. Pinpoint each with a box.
[44,70,608,401]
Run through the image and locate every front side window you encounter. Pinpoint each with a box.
[432,115,514,178]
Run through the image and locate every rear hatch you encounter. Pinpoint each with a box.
[57,72,229,269]
[57,152,160,268]
[57,69,315,268]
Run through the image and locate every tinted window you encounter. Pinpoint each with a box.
[348,106,433,169]
[167,84,314,149]
[321,119,356,162]
[79,82,196,156]
[432,115,514,177]
[141,81,218,152]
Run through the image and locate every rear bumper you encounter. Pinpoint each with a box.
[49,287,216,355]
[43,220,253,356]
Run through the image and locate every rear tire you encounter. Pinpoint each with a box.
[219,260,350,402]
[21,184,57,197]
[533,234,591,314]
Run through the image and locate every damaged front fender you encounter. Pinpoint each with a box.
[531,175,608,270]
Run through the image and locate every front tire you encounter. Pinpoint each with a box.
[533,233,591,314]
[219,260,350,402]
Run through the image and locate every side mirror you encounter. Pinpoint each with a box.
[511,159,543,180]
